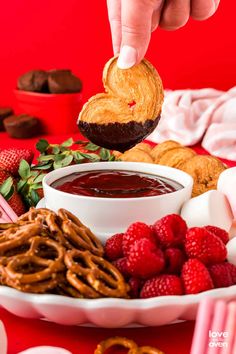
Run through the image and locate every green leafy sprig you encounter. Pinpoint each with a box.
[34,138,115,172]
[17,160,46,207]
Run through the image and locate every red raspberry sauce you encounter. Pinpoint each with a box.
[52,170,183,198]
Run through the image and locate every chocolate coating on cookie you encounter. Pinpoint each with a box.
[18,70,49,92]
[48,70,82,94]
[79,116,160,152]
[4,114,41,139]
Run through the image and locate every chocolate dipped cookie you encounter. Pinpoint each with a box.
[4,114,41,138]
[48,70,82,94]
[0,107,13,131]
[78,57,164,152]
[17,70,49,92]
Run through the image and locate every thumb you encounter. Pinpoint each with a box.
[117,0,161,69]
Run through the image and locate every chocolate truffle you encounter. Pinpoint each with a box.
[48,70,82,94]
[77,57,164,152]
[0,107,14,131]
[4,114,41,139]
[17,70,49,92]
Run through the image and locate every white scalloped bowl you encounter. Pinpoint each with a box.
[0,285,236,327]
[42,162,193,242]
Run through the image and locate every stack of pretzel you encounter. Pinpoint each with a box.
[0,208,129,298]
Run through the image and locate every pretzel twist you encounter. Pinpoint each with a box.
[94,337,138,354]
[65,250,129,298]
[94,337,165,354]
[58,209,104,256]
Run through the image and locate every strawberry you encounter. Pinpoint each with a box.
[123,222,155,256]
[208,263,236,288]
[140,275,183,298]
[0,176,25,216]
[0,148,34,176]
[7,189,26,216]
[0,168,11,185]
[204,225,229,245]
[185,227,227,265]
[126,238,165,279]
[105,233,124,261]
[181,259,214,294]
[153,214,187,248]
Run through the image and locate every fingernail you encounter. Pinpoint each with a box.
[113,46,120,56]
[117,45,137,69]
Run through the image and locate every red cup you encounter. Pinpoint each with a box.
[14,89,82,135]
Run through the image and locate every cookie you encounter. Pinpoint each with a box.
[158,147,196,169]
[132,142,153,154]
[48,70,82,94]
[0,107,13,131]
[151,140,182,163]
[17,70,49,92]
[180,155,226,197]
[4,114,41,139]
[78,57,164,152]
[120,149,154,163]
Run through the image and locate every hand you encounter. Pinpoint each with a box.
[107,0,220,69]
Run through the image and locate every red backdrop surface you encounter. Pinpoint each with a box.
[0,0,235,109]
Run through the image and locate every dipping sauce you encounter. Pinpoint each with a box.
[51,170,183,198]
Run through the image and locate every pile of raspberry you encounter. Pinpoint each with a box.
[104,214,236,298]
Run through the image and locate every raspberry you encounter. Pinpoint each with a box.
[112,257,130,279]
[140,275,183,298]
[181,259,214,294]
[153,214,187,248]
[204,225,229,245]
[164,248,186,274]
[126,238,165,279]
[123,222,155,256]
[185,227,227,265]
[128,278,143,298]
[208,263,236,288]
[105,233,124,261]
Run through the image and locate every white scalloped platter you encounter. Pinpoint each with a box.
[0,285,236,327]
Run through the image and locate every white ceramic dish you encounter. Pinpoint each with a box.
[0,285,236,327]
[43,162,193,242]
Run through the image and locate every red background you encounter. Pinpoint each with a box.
[0,0,235,109]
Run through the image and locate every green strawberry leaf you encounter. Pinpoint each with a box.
[30,189,40,206]
[38,154,56,162]
[100,148,111,161]
[30,183,43,190]
[36,139,49,153]
[32,163,53,170]
[52,146,60,154]
[33,174,45,184]
[17,179,27,192]
[79,152,100,162]
[18,160,31,180]
[53,155,74,169]
[61,138,74,147]
[0,177,14,200]
[85,142,100,151]
[109,155,116,161]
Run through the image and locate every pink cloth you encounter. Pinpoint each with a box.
[149,87,236,161]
